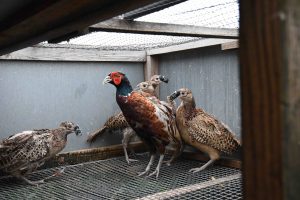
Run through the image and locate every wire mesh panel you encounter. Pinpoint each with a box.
[0,153,242,199]
[166,178,242,200]
[59,0,239,49]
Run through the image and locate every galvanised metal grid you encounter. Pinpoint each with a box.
[162,177,242,200]
[0,153,242,200]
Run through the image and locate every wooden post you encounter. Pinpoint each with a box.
[280,1,300,199]
[240,0,300,200]
[144,55,159,96]
[144,55,159,80]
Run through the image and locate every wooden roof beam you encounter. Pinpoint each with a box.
[49,19,238,44]
[147,38,237,55]
[89,19,239,39]
[0,45,146,62]
[0,0,162,55]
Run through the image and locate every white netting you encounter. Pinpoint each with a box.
[137,0,239,28]
[59,0,239,50]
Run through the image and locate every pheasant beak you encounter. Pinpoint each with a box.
[169,90,180,100]
[159,75,169,83]
[74,125,82,136]
[103,75,112,85]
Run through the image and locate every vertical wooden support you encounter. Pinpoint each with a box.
[144,55,159,96]
[240,0,300,200]
[240,1,283,200]
[280,1,300,199]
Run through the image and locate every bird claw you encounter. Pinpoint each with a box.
[54,167,66,176]
[126,158,139,164]
[189,167,205,174]
[163,160,172,166]
[138,171,149,177]
[137,169,150,177]
[147,169,160,179]
[33,180,45,186]
[27,179,45,186]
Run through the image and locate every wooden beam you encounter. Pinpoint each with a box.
[147,38,236,55]
[280,1,300,200]
[44,142,146,168]
[221,41,239,50]
[90,19,239,39]
[0,0,162,55]
[240,1,283,200]
[0,45,146,62]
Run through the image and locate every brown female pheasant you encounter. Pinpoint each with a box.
[170,88,241,173]
[87,75,168,164]
[0,122,81,185]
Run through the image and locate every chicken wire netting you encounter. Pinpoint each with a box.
[56,0,239,50]
[0,153,242,200]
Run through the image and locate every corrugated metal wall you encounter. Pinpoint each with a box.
[0,61,144,152]
[158,46,241,139]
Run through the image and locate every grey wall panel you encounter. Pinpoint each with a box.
[0,61,144,152]
[159,46,241,139]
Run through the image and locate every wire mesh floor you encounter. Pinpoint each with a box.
[0,153,242,200]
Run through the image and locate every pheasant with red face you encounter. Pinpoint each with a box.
[103,72,181,178]
[87,75,168,164]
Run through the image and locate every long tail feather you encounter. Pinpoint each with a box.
[86,126,107,143]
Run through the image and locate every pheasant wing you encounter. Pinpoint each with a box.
[187,110,240,154]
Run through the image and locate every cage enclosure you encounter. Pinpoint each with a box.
[0,0,244,199]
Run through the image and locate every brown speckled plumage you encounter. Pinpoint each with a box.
[86,112,129,143]
[0,122,81,185]
[171,88,240,173]
[185,108,240,154]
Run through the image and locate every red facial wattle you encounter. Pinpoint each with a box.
[110,72,122,85]
[113,77,121,85]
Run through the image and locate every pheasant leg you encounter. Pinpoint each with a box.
[20,167,66,185]
[164,143,184,166]
[148,154,164,179]
[43,167,66,181]
[122,128,138,164]
[189,159,215,173]
[138,154,155,176]
[20,176,45,186]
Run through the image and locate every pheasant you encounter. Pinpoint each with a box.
[170,88,241,173]
[0,122,81,185]
[87,75,168,164]
[103,71,182,178]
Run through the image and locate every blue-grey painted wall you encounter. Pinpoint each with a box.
[0,46,241,153]
[158,46,241,139]
[0,61,144,152]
